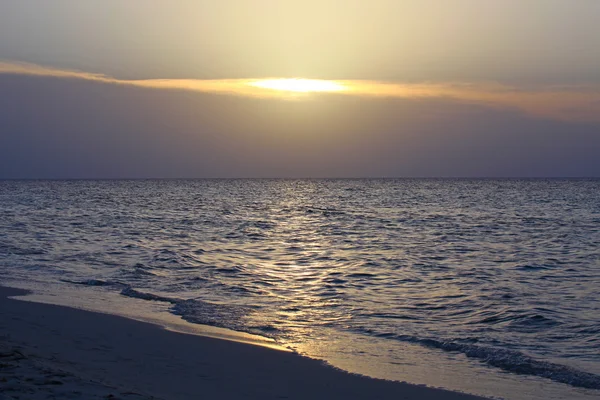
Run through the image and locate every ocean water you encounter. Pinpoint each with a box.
[1,179,599,399]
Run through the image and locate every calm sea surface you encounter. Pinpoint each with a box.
[1,179,599,399]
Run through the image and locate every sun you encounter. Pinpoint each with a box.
[248,78,346,93]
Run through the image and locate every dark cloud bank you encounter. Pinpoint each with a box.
[1,74,599,178]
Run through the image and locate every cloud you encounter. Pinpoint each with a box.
[1,60,600,124]
[342,81,600,124]
[1,72,599,178]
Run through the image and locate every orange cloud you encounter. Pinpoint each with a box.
[2,61,599,124]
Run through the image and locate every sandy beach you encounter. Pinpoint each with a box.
[0,286,488,400]
[2,1,600,397]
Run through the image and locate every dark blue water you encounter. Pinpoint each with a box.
[1,179,599,399]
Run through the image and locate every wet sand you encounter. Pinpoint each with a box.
[0,286,487,400]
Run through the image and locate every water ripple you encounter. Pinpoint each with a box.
[1,179,599,392]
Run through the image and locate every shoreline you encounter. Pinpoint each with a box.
[0,285,487,400]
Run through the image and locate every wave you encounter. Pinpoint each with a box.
[119,287,277,337]
[515,264,552,271]
[0,244,46,256]
[213,266,244,274]
[356,327,600,390]
[56,278,600,390]
[60,278,123,287]
[422,339,600,389]
[77,281,600,389]
[120,287,177,303]
[472,310,560,331]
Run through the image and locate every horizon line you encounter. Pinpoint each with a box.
[1,177,599,181]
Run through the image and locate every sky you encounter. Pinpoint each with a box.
[1,0,600,178]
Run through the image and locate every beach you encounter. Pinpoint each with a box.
[2,1,600,398]
[1,179,600,400]
[0,286,486,400]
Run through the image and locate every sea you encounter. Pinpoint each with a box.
[0,179,599,400]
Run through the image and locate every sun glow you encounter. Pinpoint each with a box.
[248,78,346,93]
